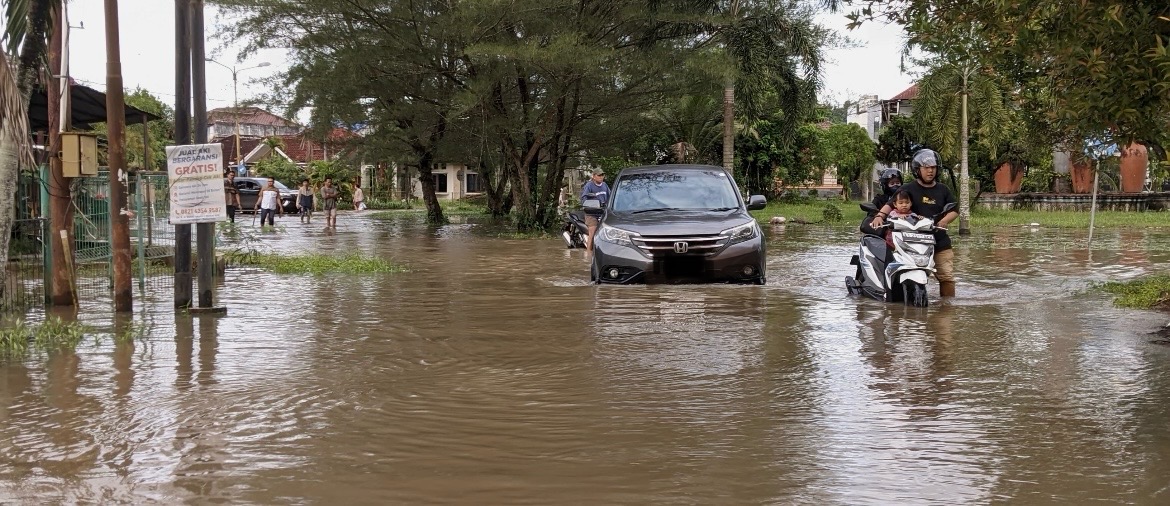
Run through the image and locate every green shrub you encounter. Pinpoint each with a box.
[821,203,844,222]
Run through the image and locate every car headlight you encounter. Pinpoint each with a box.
[721,221,759,245]
[600,224,638,246]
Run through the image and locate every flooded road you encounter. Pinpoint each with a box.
[2,213,1169,504]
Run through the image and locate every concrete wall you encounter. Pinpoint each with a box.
[976,193,1170,212]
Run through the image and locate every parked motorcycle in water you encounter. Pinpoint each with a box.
[561,198,604,249]
[846,202,956,307]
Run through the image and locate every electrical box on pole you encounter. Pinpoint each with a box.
[60,132,98,177]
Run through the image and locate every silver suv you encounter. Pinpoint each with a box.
[590,164,767,284]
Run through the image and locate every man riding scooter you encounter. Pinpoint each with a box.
[870,149,960,297]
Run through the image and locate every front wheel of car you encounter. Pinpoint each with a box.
[752,276,766,286]
[590,256,600,284]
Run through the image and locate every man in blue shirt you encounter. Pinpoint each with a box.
[580,169,609,251]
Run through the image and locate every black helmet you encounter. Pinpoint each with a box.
[910,149,941,181]
[878,168,903,196]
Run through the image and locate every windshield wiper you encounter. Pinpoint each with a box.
[631,207,681,214]
[708,207,737,212]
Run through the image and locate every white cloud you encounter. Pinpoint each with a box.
[65,0,300,121]
[815,11,921,104]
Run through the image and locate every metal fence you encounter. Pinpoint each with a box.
[1,169,179,312]
[1,171,49,311]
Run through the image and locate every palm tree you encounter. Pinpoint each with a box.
[684,0,824,177]
[649,95,723,164]
[912,56,1012,234]
[1,0,53,293]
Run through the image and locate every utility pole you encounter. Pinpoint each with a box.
[191,0,218,310]
[105,0,132,311]
[206,59,270,168]
[174,0,193,308]
[48,0,75,306]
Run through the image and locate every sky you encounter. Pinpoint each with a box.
[64,1,919,124]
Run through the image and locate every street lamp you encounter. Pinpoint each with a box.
[206,59,271,171]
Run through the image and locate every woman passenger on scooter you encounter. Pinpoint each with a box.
[870,149,959,297]
[873,168,904,209]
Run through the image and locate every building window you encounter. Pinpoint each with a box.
[433,173,448,193]
[465,172,483,193]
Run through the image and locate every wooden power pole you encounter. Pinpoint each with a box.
[104,0,132,311]
[174,0,193,308]
[48,2,75,306]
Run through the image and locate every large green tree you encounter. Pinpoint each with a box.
[90,87,174,170]
[829,0,1170,152]
[824,122,875,191]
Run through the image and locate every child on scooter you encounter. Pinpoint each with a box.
[885,190,918,248]
[888,189,918,221]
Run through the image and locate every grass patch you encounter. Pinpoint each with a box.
[238,253,406,275]
[751,201,867,224]
[0,317,90,356]
[366,197,413,210]
[969,209,1170,229]
[489,230,556,240]
[1099,275,1170,309]
[751,201,1170,230]
[368,198,489,219]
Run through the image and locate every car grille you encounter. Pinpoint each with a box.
[633,234,727,256]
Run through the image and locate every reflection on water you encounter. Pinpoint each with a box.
[1,215,1169,503]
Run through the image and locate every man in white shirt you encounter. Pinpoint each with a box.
[254,177,284,226]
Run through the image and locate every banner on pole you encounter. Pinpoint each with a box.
[166,144,228,224]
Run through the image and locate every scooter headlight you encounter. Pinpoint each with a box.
[721,221,759,245]
[911,253,932,267]
[600,224,638,246]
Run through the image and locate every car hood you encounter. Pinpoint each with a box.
[605,210,754,236]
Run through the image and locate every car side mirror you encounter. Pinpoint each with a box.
[747,195,767,210]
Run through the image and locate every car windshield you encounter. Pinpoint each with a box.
[610,170,740,212]
[273,181,291,190]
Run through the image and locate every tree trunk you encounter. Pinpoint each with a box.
[480,161,511,216]
[415,156,445,225]
[722,82,734,176]
[958,70,971,235]
[0,134,19,298]
[861,166,870,203]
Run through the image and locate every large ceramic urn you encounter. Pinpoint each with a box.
[1119,143,1148,193]
[993,162,1024,194]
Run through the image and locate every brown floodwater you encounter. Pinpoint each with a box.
[2,213,1169,504]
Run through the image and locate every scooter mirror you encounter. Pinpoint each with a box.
[860,203,878,215]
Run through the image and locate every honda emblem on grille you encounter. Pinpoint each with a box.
[673,241,689,254]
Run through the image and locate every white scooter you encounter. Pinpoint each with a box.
[846,202,956,307]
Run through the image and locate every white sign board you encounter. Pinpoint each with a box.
[166,143,228,224]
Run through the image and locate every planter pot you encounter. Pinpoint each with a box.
[1119,143,1148,193]
[993,162,1023,194]
[1070,158,1094,193]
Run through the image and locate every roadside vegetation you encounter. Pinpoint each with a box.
[369,198,489,220]
[751,199,1170,230]
[0,316,146,357]
[235,253,406,275]
[1099,276,1170,310]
